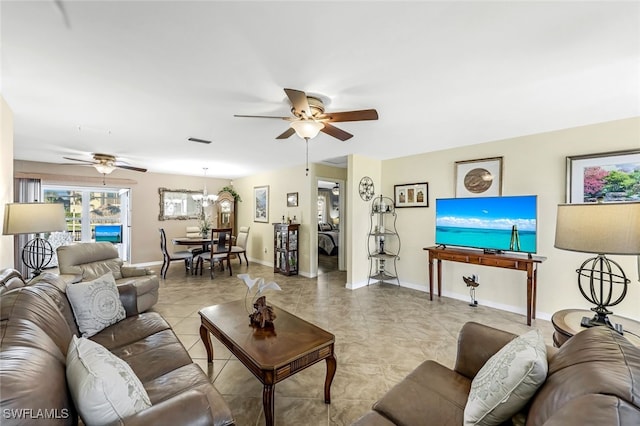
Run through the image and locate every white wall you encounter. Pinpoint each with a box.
[382,117,640,321]
[1,97,15,267]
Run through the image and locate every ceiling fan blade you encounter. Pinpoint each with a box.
[284,88,312,117]
[115,164,147,173]
[63,156,96,164]
[321,123,353,141]
[319,109,379,122]
[234,114,291,120]
[276,128,296,140]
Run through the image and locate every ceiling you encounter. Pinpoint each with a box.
[2,1,638,179]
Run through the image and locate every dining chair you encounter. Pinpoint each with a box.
[159,228,193,279]
[195,228,233,278]
[231,226,250,265]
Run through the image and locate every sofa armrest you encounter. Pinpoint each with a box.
[121,266,153,277]
[117,281,140,317]
[454,322,518,380]
[119,389,231,426]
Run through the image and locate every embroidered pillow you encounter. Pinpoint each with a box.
[66,335,151,424]
[66,272,125,337]
[464,329,548,425]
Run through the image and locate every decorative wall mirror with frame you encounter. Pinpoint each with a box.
[158,187,203,220]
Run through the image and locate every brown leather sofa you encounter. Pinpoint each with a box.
[0,269,235,426]
[353,321,640,425]
[57,242,159,313]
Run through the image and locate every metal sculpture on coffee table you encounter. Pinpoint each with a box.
[239,274,282,328]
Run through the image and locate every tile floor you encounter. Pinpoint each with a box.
[150,261,555,426]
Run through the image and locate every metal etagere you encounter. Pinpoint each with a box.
[367,195,400,285]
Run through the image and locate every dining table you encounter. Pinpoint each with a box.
[172,236,213,252]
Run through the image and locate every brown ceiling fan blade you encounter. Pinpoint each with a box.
[63,156,96,164]
[115,164,147,173]
[284,88,311,117]
[276,127,296,140]
[234,114,291,120]
[320,109,379,122]
[321,123,353,141]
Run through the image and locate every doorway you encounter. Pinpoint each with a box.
[317,179,344,273]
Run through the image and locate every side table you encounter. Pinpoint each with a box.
[551,309,640,347]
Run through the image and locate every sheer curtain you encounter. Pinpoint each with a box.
[13,178,41,277]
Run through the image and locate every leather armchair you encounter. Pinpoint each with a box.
[57,242,159,313]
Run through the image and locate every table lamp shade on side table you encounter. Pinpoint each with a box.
[3,203,67,276]
[554,202,640,333]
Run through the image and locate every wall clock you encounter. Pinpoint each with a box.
[359,176,375,201]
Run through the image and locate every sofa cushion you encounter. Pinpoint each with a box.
[372,360,471,426]
[66,273,126,337]
[66,335,151,425]
[464,329,547,426]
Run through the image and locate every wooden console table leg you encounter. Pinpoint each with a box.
[263,384,275,426]
[437,259,442,297]
[532,266,538,320]
[428,256,434,301]
[199,324,214,362]
[324,353,337,403]
[525,265,533,326]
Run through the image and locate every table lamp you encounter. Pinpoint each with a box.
[3,203,67,276]
[554,202,640,334]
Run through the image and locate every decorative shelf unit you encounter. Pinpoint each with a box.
[274,223,299,276]
[368,195,400,285]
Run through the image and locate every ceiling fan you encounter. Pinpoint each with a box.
[63,153,147,175]
[234,88,379,141]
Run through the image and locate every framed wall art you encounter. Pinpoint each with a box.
[253,185,269,222]
[287,192,298,207]
[394,182,429,207]
[566,149,640,203]
[455,157,503,197]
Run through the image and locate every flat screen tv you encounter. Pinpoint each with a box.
[435,195,537,254]
[95,225,123,244]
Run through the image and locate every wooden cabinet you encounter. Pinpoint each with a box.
[216,191,236,235]
[274,223,299,276]
[368,195,400,285]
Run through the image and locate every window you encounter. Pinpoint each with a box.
[44,185,130,261]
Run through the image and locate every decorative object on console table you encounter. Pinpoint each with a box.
[254,186,269,223]
[455,156,503,197]
[554,202,640,334]
[2,203,66,276]
[394,182,429,208]
[273,223,299,276]
[565,149,640,203]
[367,195,400,285]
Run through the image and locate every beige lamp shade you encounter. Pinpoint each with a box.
[554,202,640,255]
[3,203,67,235]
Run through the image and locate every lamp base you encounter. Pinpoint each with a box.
[21,236,54,277]
[580,315,624,335]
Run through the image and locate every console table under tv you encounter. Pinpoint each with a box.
[424,246,546,326]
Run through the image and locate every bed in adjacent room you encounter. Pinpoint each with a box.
[318,223,339,256]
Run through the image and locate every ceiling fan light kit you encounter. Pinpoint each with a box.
[290,120,324,139]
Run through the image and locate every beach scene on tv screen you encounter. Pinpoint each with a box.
[435,196,537,253]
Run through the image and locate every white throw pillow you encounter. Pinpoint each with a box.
[66,272,126,337]
[66,335,151,425]
[464,329,548,426]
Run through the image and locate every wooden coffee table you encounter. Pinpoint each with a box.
[199,300,337,426]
